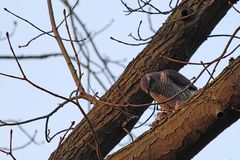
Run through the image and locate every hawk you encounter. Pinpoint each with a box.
[140,69,197,120]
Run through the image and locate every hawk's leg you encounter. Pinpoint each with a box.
[151,111,170,128]
[174,101,181,111]
[156,102,181,120]
[156,104,173,120]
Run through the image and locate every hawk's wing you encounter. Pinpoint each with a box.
[163,70,197,91]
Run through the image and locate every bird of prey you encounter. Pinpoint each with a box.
[140,69,197,120]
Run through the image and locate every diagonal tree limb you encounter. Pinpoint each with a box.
[49,0,239,159]
[106,57,240,160]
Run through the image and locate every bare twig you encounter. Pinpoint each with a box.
[51,121,75,160]
[47,0,84,92]
[0,121,43,151]
[110,36,149,46]
[63,9,82,80]
[205,26,240,86]
[4,8,84,48]
[120,0,173,15]
[200,61,215,81]
[128,20,153,42]
[0,130,16,160]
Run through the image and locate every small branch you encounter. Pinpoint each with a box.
[208,34,240,39]
[63,9,82,80]
[0,130,16,160]
[200,61,215,81]
[6,32,25,78]
[4,8,84,48]
[0,121,43,151]
[51,121,75,160]
[47,0,84,92]
[110,36,149,46]
[128,20,153,42]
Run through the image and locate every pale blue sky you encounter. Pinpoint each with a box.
[0,1,240,160]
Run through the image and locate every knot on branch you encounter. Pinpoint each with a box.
[181,8,195,21]
[215,111,224,119]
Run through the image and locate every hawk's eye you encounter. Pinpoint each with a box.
[148,77,155,89]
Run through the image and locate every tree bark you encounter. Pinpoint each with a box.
[106,57,240,160]
[49,0,238,159]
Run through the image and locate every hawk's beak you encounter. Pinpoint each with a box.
[146,75,151,94]
[146,88,150,94]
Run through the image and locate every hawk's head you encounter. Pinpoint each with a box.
[140,74,157,94]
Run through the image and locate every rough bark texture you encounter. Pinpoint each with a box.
[106,57,240,160]
[49,0,238,159]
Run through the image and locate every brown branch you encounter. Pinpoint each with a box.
[6,32,25,77]
[200,61,215,80]
[63,9,82,80]
[110,36,149,46]
[47,0,84,92]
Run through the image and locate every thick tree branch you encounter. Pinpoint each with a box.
[49,0,238,159]
[106,57,240,160]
